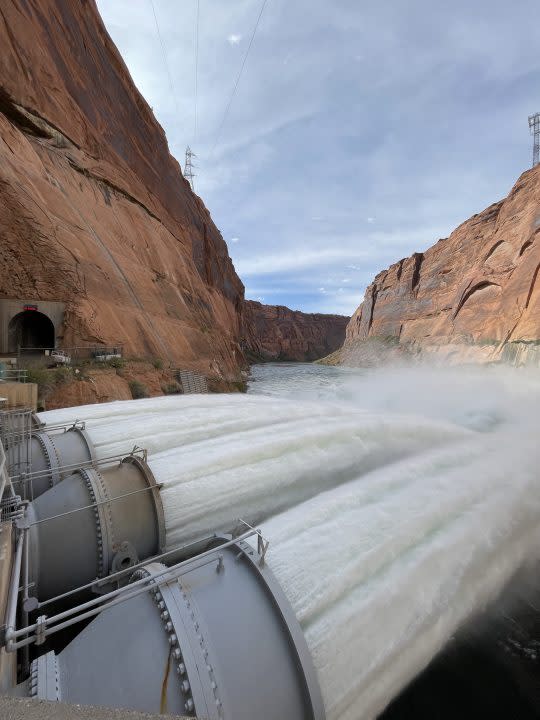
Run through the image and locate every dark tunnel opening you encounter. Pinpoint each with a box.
[8,310,55,352]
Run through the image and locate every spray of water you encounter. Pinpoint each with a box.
[39,364,540,719]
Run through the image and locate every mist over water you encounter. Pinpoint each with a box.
[40,363,540,719]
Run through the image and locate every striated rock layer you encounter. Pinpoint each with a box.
[245,300,349,362]
[0,0,246,381]
[341,166,540,366]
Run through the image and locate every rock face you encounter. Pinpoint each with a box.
[342,166,540,366]
[0,0,246,381]
[245,300,349,362]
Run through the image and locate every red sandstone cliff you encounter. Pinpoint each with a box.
[245,300,349,362]
[0,0,245,381]
[338,166,540,366]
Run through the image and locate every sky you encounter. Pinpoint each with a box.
[96,0,540,316]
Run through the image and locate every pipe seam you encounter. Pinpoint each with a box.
[131,565,196,715]
[79,468,106,579]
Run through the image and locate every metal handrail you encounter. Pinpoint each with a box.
[0,409,33,499]
[17,345,124,360]
[0,420,85,448]
[37,534,224,610]
[28,483,163,528]
[0,437,17,503]
[4,522,268,652]
[36,419,85,433]
[0,369,28,384]
[0,439,10,502]
[10,446,146,487]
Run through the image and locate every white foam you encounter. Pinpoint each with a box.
[39,365,540,719]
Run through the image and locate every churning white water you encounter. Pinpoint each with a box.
[40,364,540,719]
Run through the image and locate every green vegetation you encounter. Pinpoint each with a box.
[129,380,149,399]
[25,366,75,405]
[54,366,72,384]
[25,367,51,389]
[161,382,181,395]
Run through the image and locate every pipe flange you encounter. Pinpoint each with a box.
[29,651,59,701]
[33,432,61,489]
[46,433,62,480]
[176,581,224,719]
[79,467,115,579]
[29,658,38,698]
[130,563,202,717]
[121,455,166,553]
[31,412,45,430]
[74,426,97,465]
[93,467,115,563]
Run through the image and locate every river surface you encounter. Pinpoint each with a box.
[40,362,540,719]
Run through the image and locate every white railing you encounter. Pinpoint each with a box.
[2,521,269,652]
[0,369,28,383]
[0,437,13,505]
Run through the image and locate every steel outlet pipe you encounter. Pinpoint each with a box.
[24,539,325,720]
[25,428,96,499]
[26,456,165,601]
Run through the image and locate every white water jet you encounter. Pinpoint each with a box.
[263,429,540,719]
[39,365,540,719]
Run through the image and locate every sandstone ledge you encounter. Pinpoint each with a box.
[338,165,540,366]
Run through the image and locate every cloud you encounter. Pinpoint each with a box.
[230,237,240,243]
[96,0,540,315]
[236,248,371,277]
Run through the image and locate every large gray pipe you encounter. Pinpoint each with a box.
[27,456,165,601]
[25,539,325,720]
[25,427,96,499]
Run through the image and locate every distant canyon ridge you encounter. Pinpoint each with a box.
[245,301,348,362]
[326,164,540,368]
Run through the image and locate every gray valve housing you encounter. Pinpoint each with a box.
[26,427,96,499]
[27,455,165,601]
[27,539,325,720]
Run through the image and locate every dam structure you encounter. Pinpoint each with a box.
[0,363,539,719]
[0,403,324,720]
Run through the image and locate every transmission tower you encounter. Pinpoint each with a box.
[528,112,540,167]
[184,146,196,190]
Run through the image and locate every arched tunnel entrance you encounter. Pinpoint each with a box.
[8,310,55,352]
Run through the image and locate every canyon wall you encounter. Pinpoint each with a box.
[245,300,349,362]
[338,165,540,366]
[0,0,246,382]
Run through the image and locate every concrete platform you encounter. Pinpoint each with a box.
[0,697,189,719]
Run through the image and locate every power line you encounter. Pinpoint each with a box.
[194,0,200,141]
[149,0,181,117]
[210,0,269,157]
